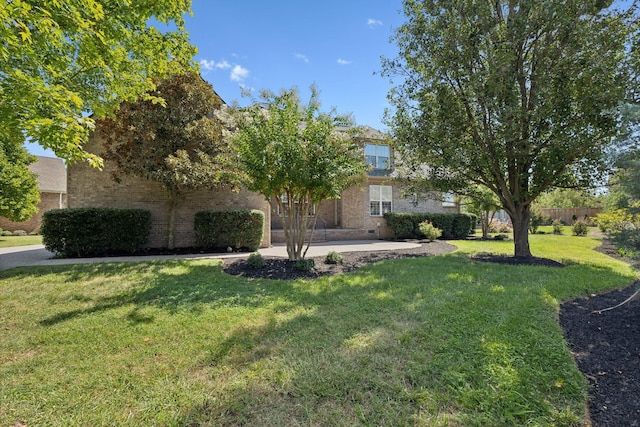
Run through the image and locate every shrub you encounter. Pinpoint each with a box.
[529,206,547,234]
[294,258,315,271]
[194,209,264,252]
[493,233,509,241]
[246,252,266,269]
[325,251,344,265]
[1,230,12,236]
[572,220,589,236]
[384,212,475,240]
[41,208,151,257]
[552,220,564,235]
[418,220,442,241]
[12,230,27,236]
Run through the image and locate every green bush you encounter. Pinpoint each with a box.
[325,250,344,265]
[552,220,563,235]
[246,252,266,269]
[41,208,151,257]
[194,209,264,252]
[529,206,547,234]
[418,220,442,241]
[384,212,476,240]
[571,220,589,236]
[12,230,27,236]
[493,233,509,240]
[1,230,12,236]
[294,258,315,271]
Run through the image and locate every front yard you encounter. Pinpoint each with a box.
[0,233,636,426]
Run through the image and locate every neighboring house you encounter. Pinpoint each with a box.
[0,156,67,233]
[270,126,459,242]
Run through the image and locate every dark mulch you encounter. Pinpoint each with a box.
[222,240,457,280]
[560,241,640,427]
[222,238,639,426]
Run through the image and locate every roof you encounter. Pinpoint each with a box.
[28,156,67,193]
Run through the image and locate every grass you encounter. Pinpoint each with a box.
[0,235,42,248]
[0,233,636,426]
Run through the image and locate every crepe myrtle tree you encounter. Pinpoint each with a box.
[383,0,637,257]
[1,0,196,167]
[226,86,368,261]
[97,71,239,249]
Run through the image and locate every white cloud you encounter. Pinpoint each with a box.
[367,18,383,28]
[337,58,352,65]
[230,65,249,82]
[295,53,310,63]
[200,59,231,71]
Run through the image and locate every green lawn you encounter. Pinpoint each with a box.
[0,233,636,426]
[0,235,42,248]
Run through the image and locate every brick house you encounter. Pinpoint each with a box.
[0,156,67,233]
[270,126,458,242]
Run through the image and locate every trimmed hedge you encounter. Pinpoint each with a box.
[41,208,151,257]
[384,212,477,239]
[194,209,264,252]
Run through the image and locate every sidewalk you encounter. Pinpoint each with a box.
[0,240,421,271]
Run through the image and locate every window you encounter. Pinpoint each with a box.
[365,144,390,170]
[370,185,392,216]
[278,194,316,216]
[442,192,456,207]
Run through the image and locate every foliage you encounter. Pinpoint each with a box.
[0,136,39,222]
[0,0,196,166]
[383,0,636,257]
[246,252,266,269]
[571,221,590,237]
[227,85,368,260]
[418,220,442,241]
[528,205,548,234]
[194,210,264,252]
[537,188,602,209]
[11,230,27,237]
[462,185,502,239]
[384,212,476,239]
[552,220,564,235]
[41,208,150,257]
[324,251,344,265]
[493,233,509,241]
[293,258,315,271]
[98,71,238,248]
[489,220,512,234]
[596,203,640,256]
[0,234,636,425]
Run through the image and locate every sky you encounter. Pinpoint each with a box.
[26,0,405,158]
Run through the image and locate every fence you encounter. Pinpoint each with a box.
[540,208,602,224]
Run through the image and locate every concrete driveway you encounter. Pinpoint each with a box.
[0,240,421,271]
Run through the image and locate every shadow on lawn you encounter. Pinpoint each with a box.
[17,254,637,425]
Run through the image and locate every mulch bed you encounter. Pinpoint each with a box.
[223,239,640,426]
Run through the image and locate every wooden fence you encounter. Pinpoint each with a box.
[540,208,602,224]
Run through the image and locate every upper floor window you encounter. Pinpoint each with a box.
[365,144,390,170]
[442,192,456,207]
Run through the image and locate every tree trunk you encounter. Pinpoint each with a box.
[509,205,532,258]
[482,211,490,239]
[167,195,177,250]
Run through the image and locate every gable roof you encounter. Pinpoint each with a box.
[29,156,66,193]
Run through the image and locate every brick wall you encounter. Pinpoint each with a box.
[0,192,67,233]
[67,135,271,248]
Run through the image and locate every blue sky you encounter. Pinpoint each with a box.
[26,0,405,158]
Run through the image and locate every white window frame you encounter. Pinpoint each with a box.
[442,192,456,207]
[370,185,392,216]
[277,194,317,217]
[365,144,390,170]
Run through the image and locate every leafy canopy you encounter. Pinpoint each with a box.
[384,0,637,256]
[0,136,39,222]
[0,0,196,166]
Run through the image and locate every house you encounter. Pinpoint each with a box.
[270,125,459,242]
[0,156,67,233]
[68,122,457,249]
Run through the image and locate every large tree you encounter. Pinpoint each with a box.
[0,135,39,222]
[227,86,368,261]
[383,0,637,257]
[1,0,196,166]
[97,71,238,249]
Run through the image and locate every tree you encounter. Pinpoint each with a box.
[227,86,368,261]
[0,135,40,222]
[537,188,602,209]
[97,71,238,249]
[1,0,196,166]
[462,186,502,239]
[383,0,636,257]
